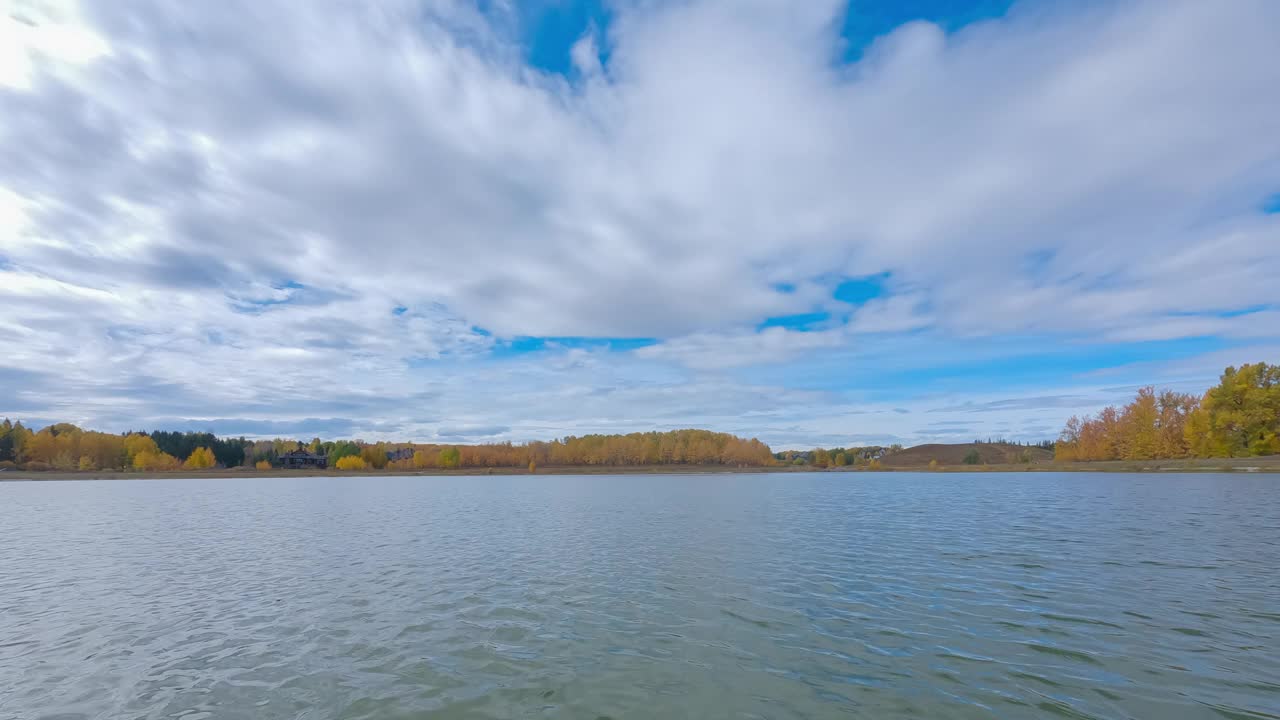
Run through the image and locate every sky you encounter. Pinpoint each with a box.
[1,0,1278,450]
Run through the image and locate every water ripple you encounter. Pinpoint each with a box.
[1,472,1278,719]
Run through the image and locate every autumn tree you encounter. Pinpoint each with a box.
[21,427,61,466]
[327,441,361,466]
[438,447,461,469]
[77,432,123,470]
[1118,387,1160,460]
[811,448,831,468]
[124,434,161,466]
[335,455,367,471]
[0,425,778,472]
[1156,390,1197,458]
[133,450,181,471]
[1057,362,1279,461]
[357,443,390,470]
[1185,363,1280,457]
[184,447,217,469]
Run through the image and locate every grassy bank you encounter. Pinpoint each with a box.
[0,464,794,481]
[857,455,1280,473]
[3,456,1279,481]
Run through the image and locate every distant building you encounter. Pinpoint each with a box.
[280,443,328,469]
[386,448,414,463]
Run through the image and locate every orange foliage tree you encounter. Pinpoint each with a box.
[1056,363,1279,461]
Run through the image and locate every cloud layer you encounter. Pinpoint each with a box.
[1,0,1278,446]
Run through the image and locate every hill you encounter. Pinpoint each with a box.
[881,442,1054,467]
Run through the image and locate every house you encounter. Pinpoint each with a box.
[386,447,414,463]
[280,443,328,469]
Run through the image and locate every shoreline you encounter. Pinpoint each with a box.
[3,457,1279,481]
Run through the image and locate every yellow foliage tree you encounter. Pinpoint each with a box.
[1118,387,1160,460]
[184,447,216,469]
[133,450,181,471]
[336,455,367,471]
[1185,363,1280,457]
[360,444,389,469]
[124,434,160,465]
[929,459,939,471]
[413,450,432,469]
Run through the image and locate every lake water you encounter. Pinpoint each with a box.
[2,473,1277,719]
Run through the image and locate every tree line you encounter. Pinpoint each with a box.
[774,445,899,468]
[1055,362,1280,461]
[0,422,251,472]
[259,429,775,470]
[0,425,775,471]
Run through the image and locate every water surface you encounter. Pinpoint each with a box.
[2,473,1277,719]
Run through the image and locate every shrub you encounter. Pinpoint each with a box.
[528,460,537,473]
[336,455,367,471]
[869,459,882,471]
[962,450,981,465]
[255,460,272,470]
[23,461,52,471]
[929,459,939,471]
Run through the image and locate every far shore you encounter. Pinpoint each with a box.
[3,456,1279,481]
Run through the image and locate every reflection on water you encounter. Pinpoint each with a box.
[2,473,1277,719]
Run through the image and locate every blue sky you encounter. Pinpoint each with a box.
[1,0,1278,448]
[514,0,1021,72]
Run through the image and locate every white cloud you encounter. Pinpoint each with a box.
[635,326,846,370]
[570,30,602,77]
[0,0,109,89]
[0,0,1278,444]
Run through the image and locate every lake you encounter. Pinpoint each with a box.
[1,473,1277,719]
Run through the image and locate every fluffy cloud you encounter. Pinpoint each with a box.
[1,0,1278,445]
